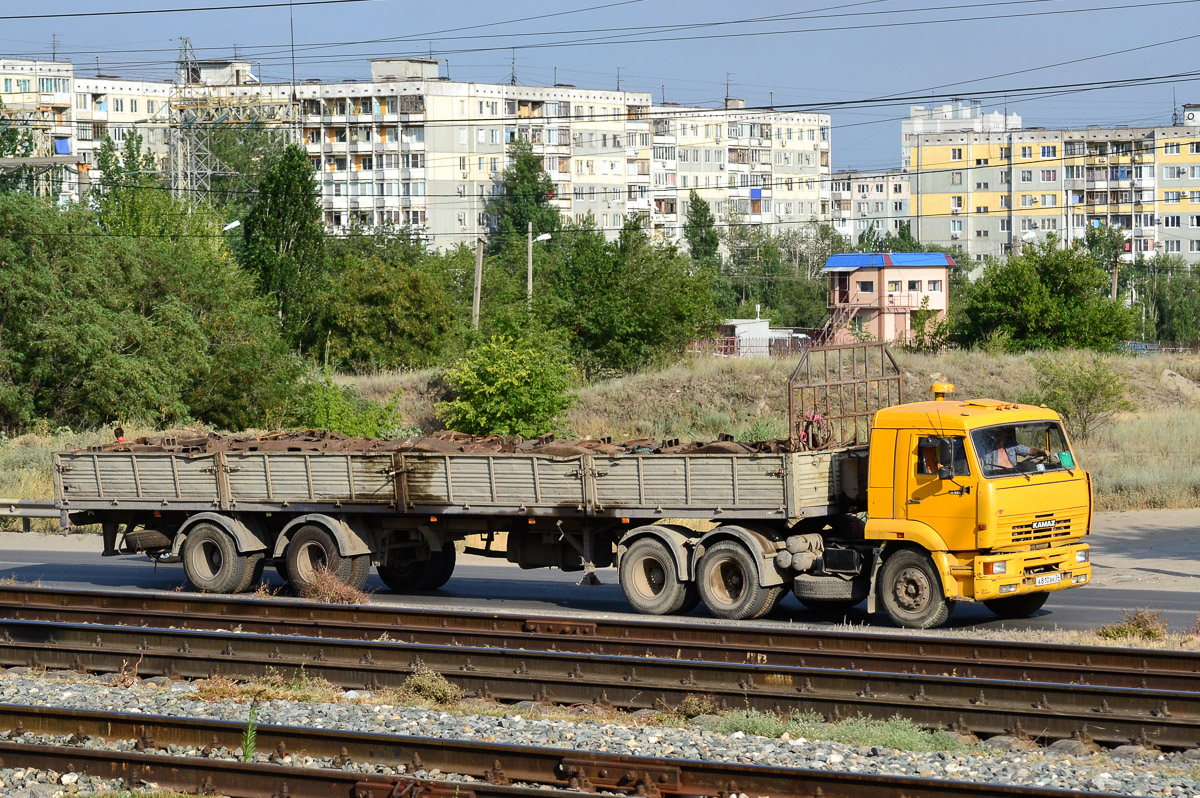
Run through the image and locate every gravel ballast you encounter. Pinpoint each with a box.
[0,670,1196,797]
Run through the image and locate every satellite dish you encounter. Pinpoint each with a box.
[1021,231,1037,243]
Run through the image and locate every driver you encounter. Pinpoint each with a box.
[981,428,1046,471]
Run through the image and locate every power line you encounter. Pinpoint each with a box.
[0,0,380,22]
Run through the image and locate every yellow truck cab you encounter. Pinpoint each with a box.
[864,384,1092,627]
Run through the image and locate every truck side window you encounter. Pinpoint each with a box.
[916,436,970,477]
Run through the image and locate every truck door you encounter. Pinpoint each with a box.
[905,432,977,549]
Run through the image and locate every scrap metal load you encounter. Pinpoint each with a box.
[85,429,805,457]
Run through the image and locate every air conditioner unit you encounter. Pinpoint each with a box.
[718,163,725,170]
[461,171,469,180]
[950,232,960,239]
[1132,156,1142,163]
[1097,157,1108,163]
[860,211,867,217]
[860,193,869,199]
[951,208,961,214]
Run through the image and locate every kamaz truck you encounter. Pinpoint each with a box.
[52,342,1091,628]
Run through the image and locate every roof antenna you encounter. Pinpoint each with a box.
[509,49,517,85]
[616,66,621,91]
[51,34,58,61]
[1172,88,1179,126]
[725,72,732,103]
[661,83,666,104]
[95,55,100,76]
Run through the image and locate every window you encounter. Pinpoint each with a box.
[1041,145,1057,158]
[893,201,903,212]
[950,171,962,185]
[1021,194,1034,207]
[1190,143,1200,154]
[1021,146,1033,159]
[999,147,1011,159]
[1163,143,1180,155]
[999,195,1009,208]
[1065,165,1084,179]
[1164,215,1181,227]
[976,229,989,237]
[1041,218,1057,230]
[1191,215,1200,228]
[927,280,943,292]
[908,280,922,291]
[130,99,138,113]
[1165,240,1181,253]
[1165,192,1182,204]
[1041,194,1057,207]
[359,156,373,170]
[972,423,1071,479]
[1065,142,1085,155]
[113,98,124,112]
[1020,170,1033,183]
[1164,166,1186,179]
[975,158,989,166]
[951,196,963,210]
[975,206,988,214]
[1041,169,1057,182]
[856,280,875,294]
[950,148,963,161]
[1191,240,1200,253]
[975,182,989,190]
[999,169,1011,184]
[887,280,901,292]
[951,219,963,232]
[1000,219,1011,231]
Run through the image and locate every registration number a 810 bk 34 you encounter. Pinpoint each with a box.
[1034,573,1062,587]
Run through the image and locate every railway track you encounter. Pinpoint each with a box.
[0,703,1131,798]
[2,585,1197,692]
[0,587,1196,750]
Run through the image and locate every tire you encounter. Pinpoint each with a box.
[878,549,952,629]
[421,546,456,590]
[235,555,267,594]
[182,523,255,594]
[696,540,779,621]
[984,592,1049,619]
[378,545,456,592]
[619,537,693,615]
[286,524,361,594]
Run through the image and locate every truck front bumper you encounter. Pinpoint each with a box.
[972,542,1090,601]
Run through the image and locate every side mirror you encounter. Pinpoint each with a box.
[937,465,953,480]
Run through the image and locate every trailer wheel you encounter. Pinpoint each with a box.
[182,523,255,594]
[378,546,456,592]
[879,549,952,629]
[983,592,1048,619]
[619,538,695,615]
[286,525,366,594]
[236,555,267,594]
[696,540,781,620]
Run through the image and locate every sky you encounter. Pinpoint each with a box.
[3,0,1198,170]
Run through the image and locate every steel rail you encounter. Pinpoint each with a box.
[1,585,1196,693]
[0,704,1130,798]
[0,618,1197,750]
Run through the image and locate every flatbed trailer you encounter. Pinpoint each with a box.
[52,343,1092,628]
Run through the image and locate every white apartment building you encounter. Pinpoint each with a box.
[902,100,1021,171]
[830,169,910,244]
[3,55,832,248]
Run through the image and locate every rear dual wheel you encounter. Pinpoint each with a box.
[696,540,783,621]
[181,523,264,594]
[286,525,370,594]
[619,538,699,615]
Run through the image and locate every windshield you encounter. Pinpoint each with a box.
[971,422,1075,479]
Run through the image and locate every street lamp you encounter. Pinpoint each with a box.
[222,220,241,232]
[528,222,551,308]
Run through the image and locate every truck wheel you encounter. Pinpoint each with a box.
[697,540,781,621]
[984,592,1048,619]
[286,524,362,594]
[182,523,254,594]
[235,555,267,594]
[619,538,694,615]
[879,549,952,629]
[422,546,457,590]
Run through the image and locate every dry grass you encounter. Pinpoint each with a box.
[192,670,344,703]
[297,566,372,604]
[1096,609,1170,641]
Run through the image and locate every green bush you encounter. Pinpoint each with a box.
[435,336,574,438]
[1022,353,1134,440]
[291,368,402,438]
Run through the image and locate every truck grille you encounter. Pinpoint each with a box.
[997,512,1083,547]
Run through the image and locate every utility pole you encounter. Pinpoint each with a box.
[1110,248,1120,301]
[472,237,484,330]
[527,221,534,310]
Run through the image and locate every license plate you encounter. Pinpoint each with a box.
[1035,573,1062,587]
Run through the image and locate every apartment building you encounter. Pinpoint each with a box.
[0,58,77,195]
[830,169,910,244]
[2,55,832,248]
[912,109,1200,264]
[901,101,1021,171]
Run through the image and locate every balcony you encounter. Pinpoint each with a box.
[828,290,927,311]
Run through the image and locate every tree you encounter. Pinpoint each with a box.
[487,138,560,249]
[683,190,720,265]
[0,99,36,194]
[241,143,329,349]
[955,236,1134,351]
[435,335,574,437]
[542,216,722,374]
[0,192,298,431]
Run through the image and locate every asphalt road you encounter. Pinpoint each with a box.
[0,542,1193,635]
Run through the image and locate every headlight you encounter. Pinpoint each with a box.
[1075,549,1089,563]
[982,561,1007,575]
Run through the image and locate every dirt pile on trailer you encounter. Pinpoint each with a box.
[81,429,807,457]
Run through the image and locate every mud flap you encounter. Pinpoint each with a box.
[865,546,884,615]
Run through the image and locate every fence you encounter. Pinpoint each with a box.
[689,336,811,359]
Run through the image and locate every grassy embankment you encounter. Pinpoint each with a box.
[4,350,1200,531]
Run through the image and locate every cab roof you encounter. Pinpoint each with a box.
[873,398,1063,433]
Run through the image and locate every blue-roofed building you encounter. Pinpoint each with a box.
[818,252,954,345]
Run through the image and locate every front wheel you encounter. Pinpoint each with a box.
[696,540,782,621]
[619,537,696,615]
[983,592,1048,619]
[878,549,952,629]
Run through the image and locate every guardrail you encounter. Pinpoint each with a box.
[0,499,59,532]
